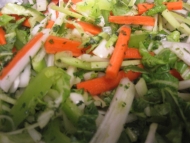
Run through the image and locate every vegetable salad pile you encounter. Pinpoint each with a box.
[1,0,190,142]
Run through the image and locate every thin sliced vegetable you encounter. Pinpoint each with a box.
[124,48,142,59]
[45,20,55,29]
[44,35,84,56]
[66,21,102,35]
[105,26,131,79]
[109,16,155,26]
[76,70,140,95]
[137,3,154,15]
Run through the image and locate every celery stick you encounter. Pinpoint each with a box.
[170,11,190,26]
[178,23,190,35]
[51,5,83,20]
[91,60,141,69]
[58,57,92,70]
[158,14,163,31]
[106,34,118,48]
[183,3,190,11]
[162,9,180,29]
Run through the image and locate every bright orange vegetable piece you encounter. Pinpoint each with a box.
[66,21,102,35]
[0,27,6,45]
[137,3,154,15]
[124,48,142,59]
[109,16,155,26]
[44,35,84,56]
[45,20,55,29]
[76,70,141,95]
[22,18,31,27]
[105,26,131,79]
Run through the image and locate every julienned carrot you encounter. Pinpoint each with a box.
[137,3,154,15]
[165,1,183,11]
[0,27,6,45]
[76,70,141,95]
[44,35,83,56]
[22,18,31,27]
[0,32,44,79]
[66,21,102,35]
[109,16,155,26]
[105,26,131,79]
[137,1,183,15]
[45,20,55,29]
[77,71,123,95]
[124,48,142,59]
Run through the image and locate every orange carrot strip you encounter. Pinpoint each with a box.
[165,1,183,11]
[124,48,142,59]
[109,16,155,26]
[44,35,83,56]
[0,27,6,45]
[121,70,141,81]
[105,26,131,79]
[77,71,123,95]
[65,23,75,29]
[66,21,102,35]
[138,1,183,15]
[137,3,154,15]
[76,70,141,95]
[45,20,55,29]
[0,32,44,79]
[22,18,31,27]
[170,69,183,81]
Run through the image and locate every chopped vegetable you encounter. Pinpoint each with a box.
[109,16,155,26]
[106,26,131,79]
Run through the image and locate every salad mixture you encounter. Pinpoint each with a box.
[0,0,190,142]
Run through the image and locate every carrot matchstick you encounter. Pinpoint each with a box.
[44,35,84,56]
[105,26,131,79]
[109,16,155,26]
[66,21,102,35]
